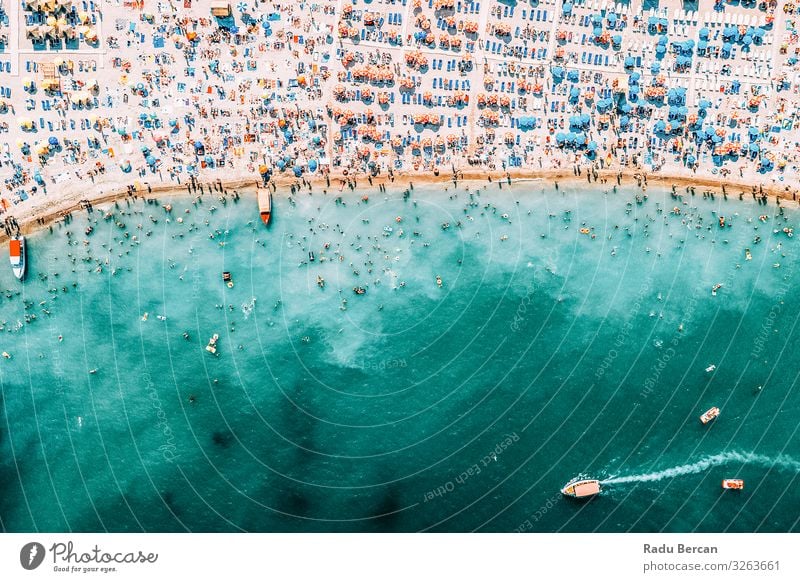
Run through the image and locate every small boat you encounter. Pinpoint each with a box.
[561,478,601,498]
[317,275,325,288]
[205,333,219,354]
[223,271,233,288]
[257,187,272,225]
[353,286,366,295]
[9,236,25,280]
[700,406,720,424]
[711,283,723,296]
[722,479,744,490]
[309,251,315,262]
[745,248,752,261]
[705,364,716,373]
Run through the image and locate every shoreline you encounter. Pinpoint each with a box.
[3,168,794,244]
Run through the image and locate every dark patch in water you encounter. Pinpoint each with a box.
[212,430,234,448]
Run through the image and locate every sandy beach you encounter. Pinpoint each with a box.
[2,0,799,239]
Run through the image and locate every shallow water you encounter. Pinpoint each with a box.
[1,182,798,532]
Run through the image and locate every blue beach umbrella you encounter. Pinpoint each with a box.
[593,26,603,38]
[204,154,214,165]
[552,66,564,78]
[567,69,579,82]
[749,143,760,154]
[630,72,641,83]
[587,141,598,151]
[308,159,318,172]
[580,113,590,126]
[686,154,696,165]
[620,115,630,127]
[624,56,635,68]
[654,120,666,133]
[612,34,622,46]
[146,155,156,166]
[569,86,580,101]
[556,132,567,144]
[607,13,617,25]
[562,2,573,14]
[293,165,302,177]
[276,159,286,170]
[48,136,59,146]
[655,44,666,56]
[650,62,661,74]
[699,27,709,40]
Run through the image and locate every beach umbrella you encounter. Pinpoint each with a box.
[593,26,603,38]
[686,154,696,165]
[569,86,581,101]
[620,115,630,127]
[567,70,579,83]
[120,160,132,173]
[556,132,567,144]
[276,159,286,170]
[587,141,598,151]
[562,2,573,14]
[293,165,302,177]
[607,13,617,25]
[699,27,709,39]
[204,155,214,166]
[619,103,631,114]
[655,44,666,56]
[654,120,667,133]
[742,35,752,46]
[612,34,622,46]
[146,155,156,166]
[722,42,732,56]
[580,113,590,126]
[650,62,660,74]
[48,136,59,146]
[308,159,318,172]
[698,40,708,52]
[699,99,712,109]
[624,56,634,68]
[551,66,564,78]
[629,72,641,84]
[749,143,760,153]
[657,35,667,46]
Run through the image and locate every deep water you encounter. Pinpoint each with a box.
[0,181,798,532]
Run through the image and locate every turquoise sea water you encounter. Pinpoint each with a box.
[1,182,799,532]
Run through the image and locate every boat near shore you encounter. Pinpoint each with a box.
[257,188,272,225]
[9,236,25,280]
[561,478,601,499]
[722,479,744,490]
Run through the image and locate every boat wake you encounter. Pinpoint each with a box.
[602,451,800,485]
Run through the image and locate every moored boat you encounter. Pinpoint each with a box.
[257,187,272,225]
[700,406,720,424]
[560,478,601,498]
[9,236,25,280]
[722,479,744,490]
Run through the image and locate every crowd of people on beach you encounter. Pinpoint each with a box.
[1,0,800,231]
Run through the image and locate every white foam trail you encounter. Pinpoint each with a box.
[603,452,800,485]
